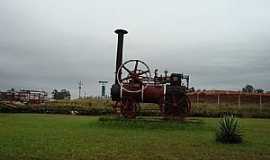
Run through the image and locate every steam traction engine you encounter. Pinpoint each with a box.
[111,29,191,119]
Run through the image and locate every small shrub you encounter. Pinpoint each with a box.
[216,114,242,143]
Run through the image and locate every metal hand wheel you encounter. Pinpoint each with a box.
[117,59,151,93]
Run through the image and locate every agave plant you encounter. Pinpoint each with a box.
[216,114,243,143]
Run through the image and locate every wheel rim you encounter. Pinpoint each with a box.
[117,60,151,93]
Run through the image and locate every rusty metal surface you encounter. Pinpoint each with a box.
[111,29,191,119]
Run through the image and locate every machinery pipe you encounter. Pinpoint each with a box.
[114,29,128,84]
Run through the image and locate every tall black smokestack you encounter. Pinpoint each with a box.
[114,29,128,84]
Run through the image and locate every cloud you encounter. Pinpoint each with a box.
[0,0,270,97]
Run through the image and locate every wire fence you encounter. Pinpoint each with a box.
[188,92,270,112]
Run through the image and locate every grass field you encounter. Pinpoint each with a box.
[0,114,269,160]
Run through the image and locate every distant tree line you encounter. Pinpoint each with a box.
[242,84,264,93]
[52,89,71,100]
[188,84,267,94]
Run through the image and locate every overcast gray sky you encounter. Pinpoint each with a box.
[0,0,270,98]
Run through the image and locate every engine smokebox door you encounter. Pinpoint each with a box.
[111,84,121,101]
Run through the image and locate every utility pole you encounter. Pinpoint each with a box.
[78,80,83,99]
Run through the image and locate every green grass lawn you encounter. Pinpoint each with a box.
[0,114,269,160]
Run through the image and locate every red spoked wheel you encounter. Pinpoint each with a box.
[164,95,191,118]
[120,98,139,119]
[117,60,151,93]
[112,101,123,114]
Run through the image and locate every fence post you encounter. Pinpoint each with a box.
[217,94,220,105]
[238,93,241,109]
[259,94,262,112]
[196,92,199,104]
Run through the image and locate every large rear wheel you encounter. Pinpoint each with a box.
[164,95,191,118]
[120,98,139,119]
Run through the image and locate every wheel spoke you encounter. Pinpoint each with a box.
[122,76,131,82]
[133,60,139,73]
[138,70,149,75]
[122,65,132,74]
[138,76,149,81]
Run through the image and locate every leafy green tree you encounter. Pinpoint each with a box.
[242,84,254,93]
[255,89,264,93]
